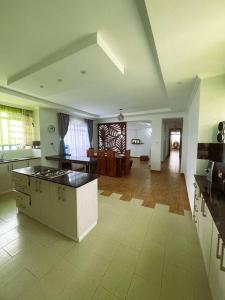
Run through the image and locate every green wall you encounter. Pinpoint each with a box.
[197,74,225,174]
[198,74,225,143]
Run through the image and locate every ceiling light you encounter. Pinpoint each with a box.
[117,109,124,121]
[80,70,87,75]
[40,85,44,88]
[57,78,62,82]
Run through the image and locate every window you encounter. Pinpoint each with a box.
[64,117,90,156]
[0,105,33,150]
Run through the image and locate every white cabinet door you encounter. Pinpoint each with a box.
[60,185,76,238]
[209,223,225,300]
[193,183,201,233]
[39,179,52,224]
[28,159,41,167]
[51,184,76,239]
[0,163,11,193]
[198,196,213,275]
[30,177,41,219]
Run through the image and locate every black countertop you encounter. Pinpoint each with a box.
[12,166,99,189]
[195,175,225,243]
[45,155,97,164]
[0,157,40,164]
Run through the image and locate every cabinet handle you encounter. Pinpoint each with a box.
[193,182,197,188]
[58,186,61,200]
[220,243,225,272]
[216,234,222,259]
[201,198,207,217]
[193,215,197,224]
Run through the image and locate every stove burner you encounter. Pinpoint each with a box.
[33,169,72,179]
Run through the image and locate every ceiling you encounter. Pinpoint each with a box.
[0,0,224,118]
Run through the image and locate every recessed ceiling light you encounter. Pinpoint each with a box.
[40,85,44,88]
[80,70,87,75]
[57,78,62,82]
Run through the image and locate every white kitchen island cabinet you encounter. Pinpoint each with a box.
[12,166,98,242]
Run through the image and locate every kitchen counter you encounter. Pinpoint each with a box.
[12,165,98,241]
[46,155,97,173]
[195,175,225,243]
[45,155,97,163]
[0,156,41,164]
[12,165,99,189]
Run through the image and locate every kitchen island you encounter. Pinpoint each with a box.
[12,166,99,242]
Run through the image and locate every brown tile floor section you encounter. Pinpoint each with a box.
[98,150,190,215]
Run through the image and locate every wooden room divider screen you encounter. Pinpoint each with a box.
[98,122,127,154]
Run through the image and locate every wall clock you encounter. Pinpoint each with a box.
[48,124,55,133]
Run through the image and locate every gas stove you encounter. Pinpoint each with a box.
[33,169,72,179]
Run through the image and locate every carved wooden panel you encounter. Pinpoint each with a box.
[98,122,127,154]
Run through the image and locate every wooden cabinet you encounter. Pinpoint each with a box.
[208,223,225,300]
[0,163,12,193]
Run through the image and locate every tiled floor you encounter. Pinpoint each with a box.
[0,191,212,300]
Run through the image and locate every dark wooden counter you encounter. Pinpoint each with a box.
[0,157,41,164]
[12,166,99,189]
[45,155,97,173]
[195,175,225,243]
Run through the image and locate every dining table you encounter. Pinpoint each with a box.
[45,153,126,176]
[45,155,97,173]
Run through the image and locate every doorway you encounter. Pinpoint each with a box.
[169,128,182,157]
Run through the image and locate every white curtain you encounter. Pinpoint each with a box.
[64,117,90,156]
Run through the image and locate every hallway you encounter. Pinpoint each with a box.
[98,150,189,215]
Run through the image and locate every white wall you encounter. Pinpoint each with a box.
[127,123,151,157]
[98,111,186,171]
[161,118,183,161]
[39,108,59,168]
[183,81,200,213]
[0,149,41,160]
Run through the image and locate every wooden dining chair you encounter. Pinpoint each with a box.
[96,150,107,175]
[106,150,117,177]
[87,148,95,157]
